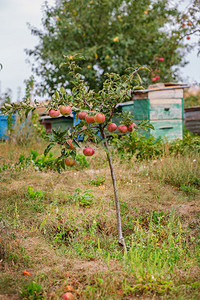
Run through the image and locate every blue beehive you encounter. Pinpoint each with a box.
[0,112,16,139]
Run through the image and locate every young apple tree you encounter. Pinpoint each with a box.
[2,56,151,249]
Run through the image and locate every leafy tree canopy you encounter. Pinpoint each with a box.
[26,0,199,95]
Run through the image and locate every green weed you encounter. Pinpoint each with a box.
[20,281,43,299]
[86,175,106,186]
[26,186,45,213]
[66,188,94,207]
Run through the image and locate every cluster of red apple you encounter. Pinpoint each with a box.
[152,75,160,82]
[181,21,192,40]
[152,57,164,82]
[49,107,136,167]
[155,57,164,62]
[49,105,72,117]
[78,111,137,133]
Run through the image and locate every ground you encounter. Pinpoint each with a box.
[0,141,199,299]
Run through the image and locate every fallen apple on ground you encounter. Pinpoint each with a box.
[62,292,75,300]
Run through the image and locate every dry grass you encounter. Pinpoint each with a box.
[0,141,200,299]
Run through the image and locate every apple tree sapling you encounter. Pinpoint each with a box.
[1,56,149,249]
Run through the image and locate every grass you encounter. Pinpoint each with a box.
[0,140,200,299]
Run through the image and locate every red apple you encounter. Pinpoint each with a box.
[60,105,72,116]
[118,125,127,134]
[127,123,137,132]
[49,109,60,118]
[186,36,190,40]
[66,139,76,149]
[107,123,117,132]
[155,76,160,80]
[78,111,88,120]
[158,57,164,62]
[152,77,157,82]
[85,115,95,124]
[65,157,76,166]
[62,292,75,300]
[181,23,185,28]
[83,147,95,156]
[94,113,105,124]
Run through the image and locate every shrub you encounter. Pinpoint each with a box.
[112,130,200,161]
[169,131,200,155]
[112,131,164,160]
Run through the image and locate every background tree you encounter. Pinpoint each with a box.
[26,0,199,96]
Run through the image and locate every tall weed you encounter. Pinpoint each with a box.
[150,153,200,191]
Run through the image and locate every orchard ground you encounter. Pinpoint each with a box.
[0,140,200,299]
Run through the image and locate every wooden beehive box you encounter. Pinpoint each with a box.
[184,106,200,135]
[132,83,188,140]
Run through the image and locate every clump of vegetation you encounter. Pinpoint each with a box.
[112,130,164,160]
[20,281,43,299]
[150,152,200,193]
[0,149,89,173]
[112,130,200,161]
[66,188,94,207]
[0,140,200,299]
[184,88,200,108]
[169,131,200,155]
[86,176,106,186]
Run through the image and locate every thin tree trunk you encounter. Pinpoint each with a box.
[100,126,126,249]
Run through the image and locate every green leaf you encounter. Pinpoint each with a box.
[136,73,142,84]
[54,90,60,100]
[83,134,89,142]
[60,86,66,96]
[61,159,66,170]
[72,139,80,148]
[100,138,108,144]
[44,143,55,156]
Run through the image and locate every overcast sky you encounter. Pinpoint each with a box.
[0,0,199,101]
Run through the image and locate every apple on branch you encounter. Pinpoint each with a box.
[94,113,105,124]
[127,123,137,132]
[78,111,88,120]
[83,147,95,156]
[60,105,72,116]
[85,115,95,124]
[107,123,117,132]
[118,125,127,134]
[65,157,76,166]
[49,109,60,118]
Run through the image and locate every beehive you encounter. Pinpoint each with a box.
[0,112,16,139]
[118,83,188,140]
